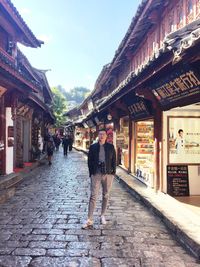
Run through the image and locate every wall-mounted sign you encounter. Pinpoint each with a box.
[83,122,88,128]
[94,116,100,125]
[86,119,95,128]
[88,100,94,111]
[126,97,151,120]
[151,67,200,107]
[0,86,7,98]
[167,165,189,196]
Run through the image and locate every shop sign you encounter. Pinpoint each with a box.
[88,100,94,111]
[167,165,189,196]
[127,98,151,120]
[0,86,7,98]
[151,67,200,106]
[85,119,95,128]
[94,116,100,125]
[83,122,89,128]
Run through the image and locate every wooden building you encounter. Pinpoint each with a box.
[0,0,54,175]
[70,0,200,198]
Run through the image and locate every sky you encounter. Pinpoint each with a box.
[13,0,141,91]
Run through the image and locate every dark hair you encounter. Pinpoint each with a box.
[178,129,183,134]
[99,128,107,133]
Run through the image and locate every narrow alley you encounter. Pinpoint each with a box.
[0,150,199,267]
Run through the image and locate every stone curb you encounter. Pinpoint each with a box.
[115,173,200,260]
[0,154,47,204]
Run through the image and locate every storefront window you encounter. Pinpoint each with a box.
[75,127,90,150]
[135,120,154,186]
[116,117,129,169]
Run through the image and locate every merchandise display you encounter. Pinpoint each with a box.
[135,120,154,186]
[116,117,129,169]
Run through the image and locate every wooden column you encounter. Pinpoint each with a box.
[128,115,132,173]
[153,106,162,191]
[0,96,6,175]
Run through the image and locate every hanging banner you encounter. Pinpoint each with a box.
[150,66,200,107]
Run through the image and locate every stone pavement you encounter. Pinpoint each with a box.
[0,150,199,267]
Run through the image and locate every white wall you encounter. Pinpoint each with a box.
[6,107,13,174]
[162,104,200,195]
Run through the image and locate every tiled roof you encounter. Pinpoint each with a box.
[96,19,200,111]
[1,0,43,47]
[163,18,200,62]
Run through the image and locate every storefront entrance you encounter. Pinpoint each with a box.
[116,117,129,169]
[134,119,154,187]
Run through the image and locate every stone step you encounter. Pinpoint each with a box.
[0,187,16,204]
[0,173,22,190]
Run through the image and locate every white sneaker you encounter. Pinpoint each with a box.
[100,215,107,225]
[82,219,93,229]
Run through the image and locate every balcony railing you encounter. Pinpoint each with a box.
[0,49,42,92]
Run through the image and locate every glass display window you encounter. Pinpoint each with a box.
[135,120,154,186]
[116,117,129,169]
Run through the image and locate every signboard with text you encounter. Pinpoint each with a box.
[85,119,95,128]
[126,97,152,120]
[167,165,189,196]
[151,66,200,107]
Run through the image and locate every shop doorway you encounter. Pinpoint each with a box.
[134,119,154,187]
[116,117,129,169]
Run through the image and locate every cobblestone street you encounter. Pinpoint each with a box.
[0,150,199,267]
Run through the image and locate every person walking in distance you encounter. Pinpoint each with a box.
[47,136,55,165]
[62,135,69,156]
[82,128,116,229]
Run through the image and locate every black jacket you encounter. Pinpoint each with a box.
[88,142,116,177]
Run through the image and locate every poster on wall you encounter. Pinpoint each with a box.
[167,165,189,196]
[168,117,200,164]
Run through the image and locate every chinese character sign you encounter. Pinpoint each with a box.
[151,68,200,106]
